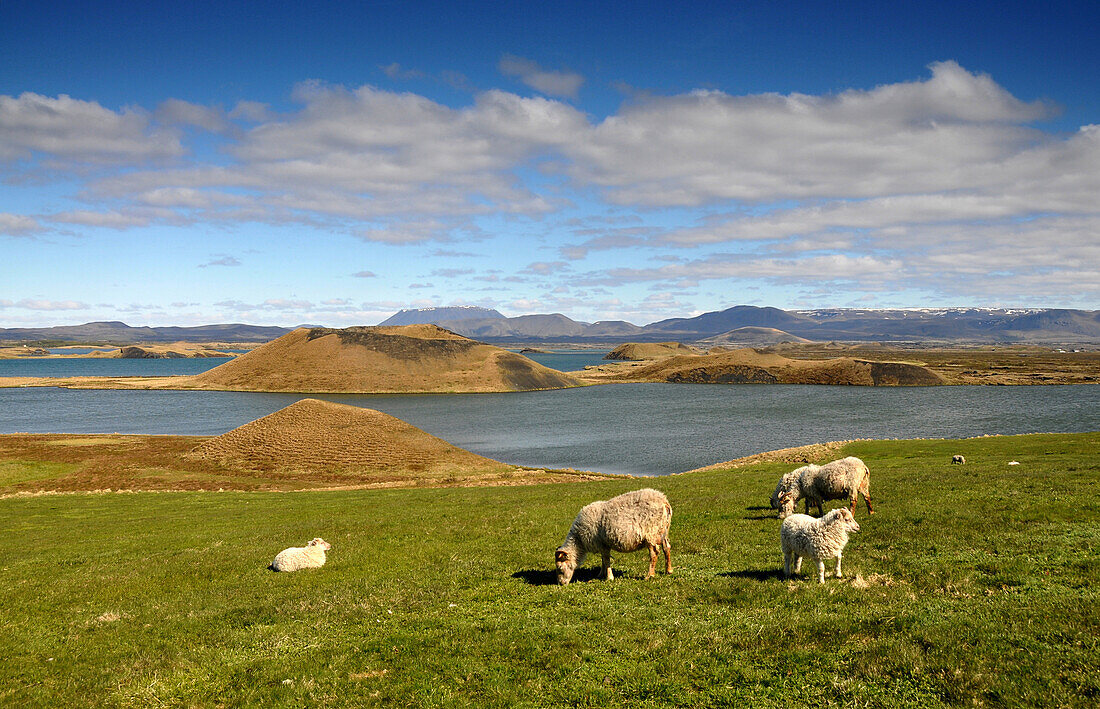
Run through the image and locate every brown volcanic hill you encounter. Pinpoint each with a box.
[188,324,582,393]
[702,326,812,347]
[605,342,703,361]
[612,348,945,386]
[190,398,506,475]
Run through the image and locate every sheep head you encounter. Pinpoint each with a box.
[307,538,332,551]
[776,491,796,519]
[555,547,577,585]
[835,508,860,533]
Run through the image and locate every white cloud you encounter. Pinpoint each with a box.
[10,299,91,311]
[50,210,153,229]
[155,99,229,133]
[498,55,584,99]
[0,92,182,164]
[0,213,44,236]
[3,63,1098,310]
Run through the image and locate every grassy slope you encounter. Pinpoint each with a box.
[1,432,1098,707]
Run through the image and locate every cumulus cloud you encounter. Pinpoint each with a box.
[4,62,1098,309]
[352,270,377,278]
[155,99,229,133]
[0,92,182,164]
[499,55,585,99]
[0,213,44,236]
[50,210,153,229]
[565,61,1055,206]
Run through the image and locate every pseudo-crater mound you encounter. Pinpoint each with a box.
[604,348,945,386]
[190,398,506,476]
[188,324,582,393]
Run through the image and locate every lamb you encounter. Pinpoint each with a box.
[952,454,966,464]
[781,507,861,583]
[555,488,673,585]
[269,538,331,572]
[776,456,873,519]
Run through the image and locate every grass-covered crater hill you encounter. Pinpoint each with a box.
[187,324,583,393]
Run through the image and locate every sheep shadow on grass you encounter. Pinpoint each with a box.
[718,568,786,582]
[512,566,637,586]
[744,505,780,521]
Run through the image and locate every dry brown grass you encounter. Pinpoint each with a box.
[580,348,945,386]
[604,342,703,360]
[190,398,504,476]
[761,342,1100,384]
[681,440,851,473]
[187,325,583,393]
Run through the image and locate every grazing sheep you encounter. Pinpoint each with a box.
[952,454,966,464]
[781,507,861,583]
[555,488,673,585]
[270,538,331,572]
[777,456,874,519]
[770,466,817,514]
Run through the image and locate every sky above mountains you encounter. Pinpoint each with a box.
[2,1,1099,327]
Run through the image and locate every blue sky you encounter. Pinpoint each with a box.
[2,1,1099,327]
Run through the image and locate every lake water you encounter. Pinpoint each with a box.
[0,357,235,377]
[0,350,605,378]
[1,383,1096,475]
[506,349,609,371]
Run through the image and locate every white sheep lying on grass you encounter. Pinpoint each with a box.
[777,456,874,519]
[781,507,861,583]
[555,488,673,585]
[270,538,331,572]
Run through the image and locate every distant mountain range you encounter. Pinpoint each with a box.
[3,306,1100,344]
[365,305,1100,344]
[0,321,297,343]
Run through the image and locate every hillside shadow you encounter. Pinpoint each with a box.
[511,567,614,585]
[718,568,786,582]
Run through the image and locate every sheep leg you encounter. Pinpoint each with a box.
[835,551,843,578]
[861,477,875,514]
[783,551,792,579]
[602,550,614,581]
[645,544,658,579]
[792,555,802,575]
[662,536,673,574]
[816,559,826,584]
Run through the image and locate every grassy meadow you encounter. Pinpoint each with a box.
[1,432,1098,707]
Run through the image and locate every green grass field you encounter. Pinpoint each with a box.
[2,432,1098,707]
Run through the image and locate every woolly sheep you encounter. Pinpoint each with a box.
[270,538,331,572]
[952,454,966,464]
[770,466,817,514]
[781,507,861,583]
[777,456,874,519]
[555,488,673,585]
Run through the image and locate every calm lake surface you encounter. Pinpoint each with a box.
[2,383,1096,475]
[0,350,605,378]
[0,357,235,377]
